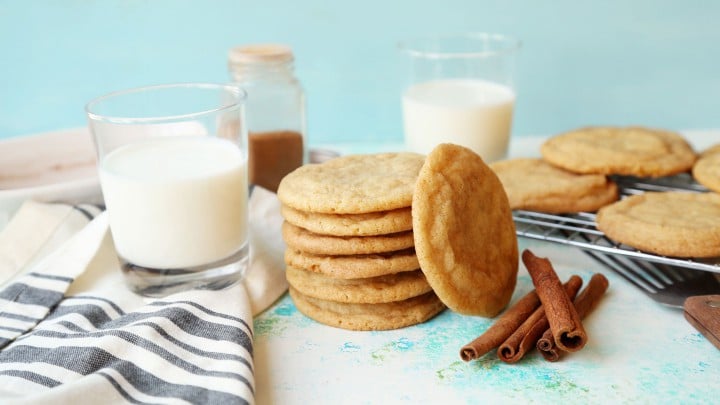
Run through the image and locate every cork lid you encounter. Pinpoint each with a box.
[228,44,294,65]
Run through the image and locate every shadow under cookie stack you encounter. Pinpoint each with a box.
[276,153,445,331]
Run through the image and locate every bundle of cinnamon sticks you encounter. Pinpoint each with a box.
[460,249,609,363]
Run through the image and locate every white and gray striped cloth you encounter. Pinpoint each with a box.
[0,187,287,404]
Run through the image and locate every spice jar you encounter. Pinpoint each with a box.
[228,44,307,192]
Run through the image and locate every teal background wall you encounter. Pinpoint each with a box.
[1,0,719,145]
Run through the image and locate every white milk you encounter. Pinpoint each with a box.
[402,79,515,162]
[100,136,248,269]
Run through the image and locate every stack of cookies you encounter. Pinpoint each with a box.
[277,153,445,331]
[277,146,520,330]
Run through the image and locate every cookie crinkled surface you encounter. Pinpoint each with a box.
[280,205,413,236]
[289,287,445,331]
[281,221,415,255]
[692,144,720,193]
[277,152,425,214]
[413,143,519,317]
[596,191,720,258]
[540,126,696,177]
[285,267,431,304]
[284,248,420,279]
[490,157,618,213]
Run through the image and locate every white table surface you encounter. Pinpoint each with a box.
[1,130,718,404]
[254,131,720,404]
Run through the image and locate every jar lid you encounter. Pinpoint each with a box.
[228,44,294,65]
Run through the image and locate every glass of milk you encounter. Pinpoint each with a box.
[86,83,249,297]
[399,33,520,162]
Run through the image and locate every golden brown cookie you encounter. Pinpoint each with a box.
[285,248,420,279]
[699,144,720,159]
[413,143,519,317]
[693,147,720,193]
[596,191,720,258]
[540,126,696,177]
[277,152,425,214]
[280,204,413,236]
[289,287,445,331]
[489,158,619,213]
[282,221,415,255]
[285,266,432,304]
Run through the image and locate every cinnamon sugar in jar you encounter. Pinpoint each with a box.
[228,44,306,192]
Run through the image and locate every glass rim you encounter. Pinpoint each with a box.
[398,32,521,59]
[85,82,247,124]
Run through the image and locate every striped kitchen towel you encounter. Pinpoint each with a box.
[0,187,287,405]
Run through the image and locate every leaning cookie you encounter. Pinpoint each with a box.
[692,145,720,193]
[541,126,696,177]
[413,143,518,317]
[596,191,720,258]
[490,158,618,213]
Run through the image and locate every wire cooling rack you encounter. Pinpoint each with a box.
[513,173,720,274]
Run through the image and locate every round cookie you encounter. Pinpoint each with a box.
[540,126,696,177]
[692,148,720,193]
[596,191,720,258]
[285,266,432,304]
[285,248,420,279]
[489,158,619,213]
[413,143,519,317]
[699,144,720,158]
[282,221,415,255]
[281,205,413,236]
[289,287,445,331]
[277,152,426,214]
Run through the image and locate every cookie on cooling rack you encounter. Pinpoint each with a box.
[692,144,720,193]
[595,191,720,258]
[540,126,696,178]
[490,158,619,213]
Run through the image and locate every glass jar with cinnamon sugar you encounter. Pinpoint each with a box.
[228,44,306,192]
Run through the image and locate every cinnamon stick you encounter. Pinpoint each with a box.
[497,275,583,363]
[460,288,541,361]
[538,273,609,361]
[522,249,587,352]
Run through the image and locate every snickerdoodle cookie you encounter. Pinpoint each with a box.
[490,158,619,213]
[540,126,696,177]
[289,287,445,331]
[277,152,425,214]
[281,221,415,255]
[284,248,420,279]
[596,191,720,258]
[280,205,413,236]
[692,144,720,193]
[413,143,518,317]
[285,266,432,304]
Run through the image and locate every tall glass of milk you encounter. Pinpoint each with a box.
[399,33,520,162]
[86,83,249,297]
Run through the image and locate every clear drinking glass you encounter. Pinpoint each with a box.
[399,33,521,162]
[86,83,249,297]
